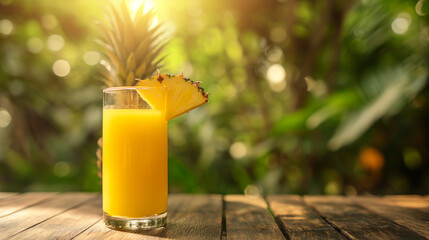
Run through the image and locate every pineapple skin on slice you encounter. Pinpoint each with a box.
[136,73,208,121]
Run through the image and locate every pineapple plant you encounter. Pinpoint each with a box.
[97,0,165,86]
[96,0,209,178]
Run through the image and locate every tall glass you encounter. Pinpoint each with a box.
[102,86,168,230]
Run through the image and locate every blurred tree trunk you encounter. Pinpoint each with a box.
[283,0,358,109]
[228,0,358,111]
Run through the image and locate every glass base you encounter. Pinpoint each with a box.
[103,211,167,231]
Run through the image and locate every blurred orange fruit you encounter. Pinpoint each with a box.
[359,147,384,171]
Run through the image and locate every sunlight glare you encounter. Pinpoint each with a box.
[128,0,158,29]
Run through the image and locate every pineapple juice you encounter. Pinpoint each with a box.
[102,108,167,218]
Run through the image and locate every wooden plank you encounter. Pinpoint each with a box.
[75,194,222,240]
[0,192,19,200]
[9,195,101,240]
[304,196,426,240]
[267,195,346,239]
[384,195,429,213]
[352,196,429,239]
[72,219,113,239]
[224,195,284,240]
[0,192,57,217]
[0,193,96,239]
[156,194,222,239]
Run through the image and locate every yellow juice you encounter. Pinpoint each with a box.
[102,108,167,218]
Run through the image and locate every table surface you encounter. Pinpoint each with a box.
[0,193,428,239]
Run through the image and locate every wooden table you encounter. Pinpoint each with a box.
[0,193,428,239]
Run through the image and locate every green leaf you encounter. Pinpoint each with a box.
[328,67,428,150]
[272,109,311,135]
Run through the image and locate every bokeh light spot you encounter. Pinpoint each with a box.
[359,147,384,171]
[0,108,12,128]
[416,0,428,16]
[0,19,13,35]
[267,46,283,62]
[41,14,57,30]
[305,76,315,91]
[403,148,422,170]
[266,64,286,92]
[305,76,327,97]
[345,186,357,196]
[53,161,70,177]
[391,13,411,35]
[27,37,44,54]
[270,26,286,43]
[325,181,340,195]
[52,59,71,77]
[47,34,65,51]
[267,64,286,84]
[83,51,101,65]
[244,185,261,196]
[230,142,247,159]
[9,79,25,96]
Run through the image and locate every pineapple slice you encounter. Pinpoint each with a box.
[136,79,166,112]
[136,72,209,120]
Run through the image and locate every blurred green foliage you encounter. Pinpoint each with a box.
[0,0,428,195]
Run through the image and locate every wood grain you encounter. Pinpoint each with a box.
[353,196,429,239]
[0,193,427,239]
[384,195,429,213]
[0,192,57,217]
[267,195,346,239]
[75,194,222,240]
[0,192,18,200]
[304,196,426,240]
[72,219,114,240]
[9,194,101,239]
[0,193,95,239]
[224,195,285,240]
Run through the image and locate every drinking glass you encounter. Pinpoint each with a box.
[102,86,167,230]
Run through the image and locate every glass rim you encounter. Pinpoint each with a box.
[103,86,156,92]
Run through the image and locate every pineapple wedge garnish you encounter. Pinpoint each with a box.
[135,80,166,112]
[136,72,209,120]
